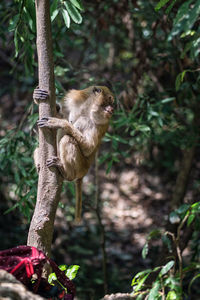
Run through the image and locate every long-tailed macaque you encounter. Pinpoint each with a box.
[33,86,114,222]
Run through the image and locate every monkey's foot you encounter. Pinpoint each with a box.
[33,88,49,102]
[46,156,66,178]
[46,156,61,167]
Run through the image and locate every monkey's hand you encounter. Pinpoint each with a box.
[33,87,49,104]
[37,117,71,130]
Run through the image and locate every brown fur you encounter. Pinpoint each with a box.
[34,86,114,222]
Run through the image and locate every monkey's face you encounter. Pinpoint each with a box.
[90,86,114,124]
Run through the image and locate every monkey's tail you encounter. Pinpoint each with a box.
[75,178,83,223]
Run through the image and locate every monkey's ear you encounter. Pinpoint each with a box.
[93,87,102,94]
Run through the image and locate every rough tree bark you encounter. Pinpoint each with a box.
[27,0,63,257]
[171,146,196,209]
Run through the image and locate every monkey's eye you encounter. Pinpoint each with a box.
[93,87,102,94]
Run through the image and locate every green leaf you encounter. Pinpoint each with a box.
[59,264,68,271]
[64,1,82,24]
[48,272,57,285]
[134,273,149,292]
[176,203,190,214]
[69,0,84,11]
[14,168,20,183]
[184,0,200,32]
[99,152,110,164]
[175,71,187,91]
[163,275,180,290]
[168,0,200,40]
[14,29,19,57]
[159,260,174,277]
[8,14,20,32]
[169,211,180,224]
[155,0,170,11]
[106,159,113,174]
[166,290,178,300]
[148,229,161,240]
[134,269,153,280]
[131,269,153,288]
[142,243,148,259]
[162,235,172,252]
[26,0,36,31]
[51,9,59,22]
[165,0,177,14]
[51,0,59,14]
[112,134,129,144]
[149,110,159,117]
[4,203,19,214]
[161,97,175,104]
[191,201,200,210]
[94,278,104,284]
[187,213,195,226]
[181,41,193,59]
[66,265,80,280]
[137,125,151,132]
[173,0,193,26]
[62,9,71,28]
[148,281,160,300]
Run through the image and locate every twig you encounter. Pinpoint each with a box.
[166,212,189,299]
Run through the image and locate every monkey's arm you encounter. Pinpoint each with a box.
[37,117,98,156]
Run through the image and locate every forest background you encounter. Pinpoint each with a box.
[0,0,200,299]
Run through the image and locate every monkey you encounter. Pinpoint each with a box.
[33,86,114,222]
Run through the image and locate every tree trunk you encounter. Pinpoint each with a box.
[171,103,200,209]
[27,0,63,257]
[171,145,196,209]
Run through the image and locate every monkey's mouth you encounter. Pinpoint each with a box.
[104,105,114,115]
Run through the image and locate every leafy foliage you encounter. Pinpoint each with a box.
[156,0,200,90]
[132,200,200,299]
[48,264,80,288]
[0,0,84,76]
[0,107,38,220]
[48,264,80,295]
[0,0,200,299]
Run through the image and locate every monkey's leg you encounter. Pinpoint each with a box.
[37,117,96,156]
[46,135,88,222]
[47,155,84,222]
[46,136,78,181]
[59,135,89,222]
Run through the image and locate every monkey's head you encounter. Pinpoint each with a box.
[90,86,114,125]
